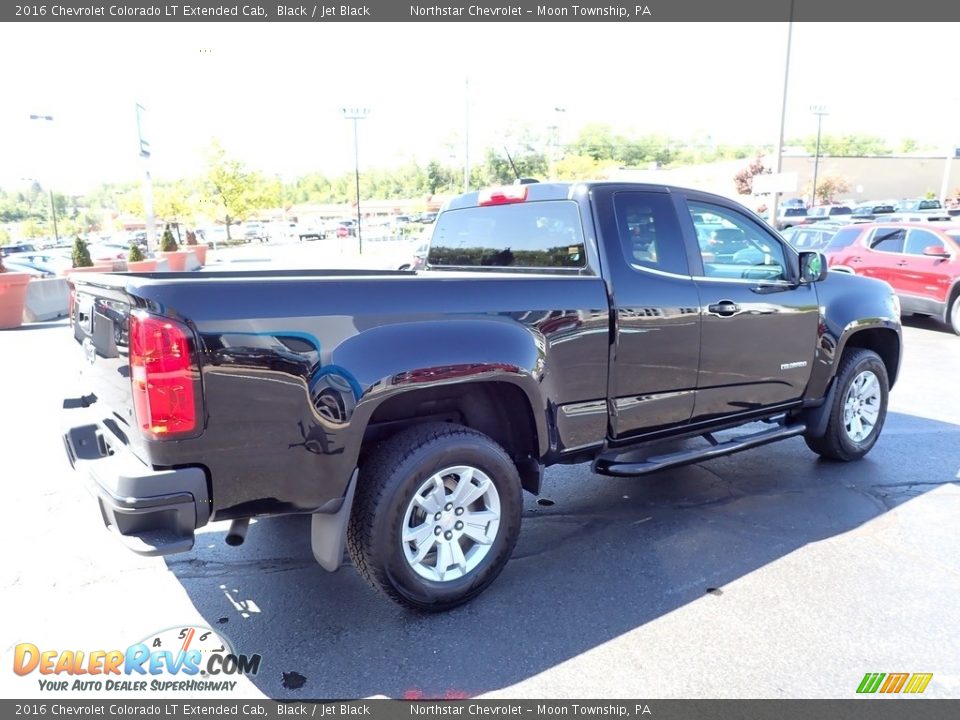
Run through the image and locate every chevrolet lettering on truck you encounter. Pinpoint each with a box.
[63,182,902,610]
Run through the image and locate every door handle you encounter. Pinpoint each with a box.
[707,301,741,317]
[895,261,909,266]
[850,257,862,263]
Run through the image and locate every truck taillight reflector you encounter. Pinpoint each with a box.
[478,185,528,206]
[129,313,196,438]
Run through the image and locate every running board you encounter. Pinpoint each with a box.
[593,422,807,477]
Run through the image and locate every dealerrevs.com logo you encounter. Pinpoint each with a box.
[13,626,261,693]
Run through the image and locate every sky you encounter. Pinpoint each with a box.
[2,21,958,193]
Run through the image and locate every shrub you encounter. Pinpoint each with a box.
[128,244,145,262]
[0,252,6,273]
[160,225,178,252]
[72,237,94,268]
[185,229,197,246]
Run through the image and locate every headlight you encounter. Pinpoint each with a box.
[891,293,901,316]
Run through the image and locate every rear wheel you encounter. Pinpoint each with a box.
[949,293,960,336]
[805,348,889,461]
[347,422,523,611]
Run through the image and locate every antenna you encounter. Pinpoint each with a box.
[503,146,520,181]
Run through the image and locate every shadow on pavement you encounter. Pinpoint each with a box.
[166,410,959,699]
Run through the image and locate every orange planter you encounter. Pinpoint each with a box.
[160,250,192,272]
[0,272,31,329]
[126,260,158,273]
[188,244,207,265]
[64,265,113,278]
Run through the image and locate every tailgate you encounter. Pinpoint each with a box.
[71,276,138,435]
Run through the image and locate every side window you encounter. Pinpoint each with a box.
[869,227,906,253]
[428,200,586,268]
[904,229,945,255]
[688,201,790,282]
[613,192,689,275]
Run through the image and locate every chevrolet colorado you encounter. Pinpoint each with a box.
[62,182,902,610]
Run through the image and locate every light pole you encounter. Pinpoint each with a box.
[548,107,566,179]
[464,77,470,192]
[810,105,829,207]
[29,114,59,243]
[340,106,370,254]
[769,1,794,230]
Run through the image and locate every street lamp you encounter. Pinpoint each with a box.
[29,114,59,243]
[340,106,370,254]
[550,107,566,178]
[810,105,829,207]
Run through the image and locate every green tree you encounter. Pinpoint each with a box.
[202,141,275,239]
[128,244,145,262]
[72,237,93,268]
[160,224,178,252]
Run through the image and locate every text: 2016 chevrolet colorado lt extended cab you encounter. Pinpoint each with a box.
[63,182,902,610]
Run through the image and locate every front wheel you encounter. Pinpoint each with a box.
[804,348,889,461]
[347,423,523,611]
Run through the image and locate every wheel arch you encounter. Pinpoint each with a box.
[839,327,901,389]
[359,380,546,494]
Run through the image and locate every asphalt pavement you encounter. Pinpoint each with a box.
[0,310,957,700]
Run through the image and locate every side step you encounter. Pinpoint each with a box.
[593,422,807,477]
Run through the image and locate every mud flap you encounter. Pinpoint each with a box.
[310,469,358,571]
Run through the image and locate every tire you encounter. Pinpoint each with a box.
[347,422,523,611]
[804,348,889,461]
[949,293,960,336]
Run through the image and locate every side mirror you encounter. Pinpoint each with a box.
[923,245,950,258]
[799,251,829,283]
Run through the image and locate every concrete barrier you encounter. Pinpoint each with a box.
[23,277,70,323]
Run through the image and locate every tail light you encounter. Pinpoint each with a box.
[129,312,197,439]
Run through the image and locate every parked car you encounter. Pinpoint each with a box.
[781,223,840,251]
[396,240,430,271]
[896,198,942,212]
[805,205,853,222]
[64,181,902,611]
[2,259,52,278]
[1,243,38,256]
[6,251,72,276]
[824,221,960,334]
[851,203,896,221]
[243,221,268,243]
[774,206,808,230]
[878,211,953,223]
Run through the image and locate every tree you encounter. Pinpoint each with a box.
[160,224,178,252]
[72,237,93,268]
[734,156,771,195]
[202,141,265,240]
[808,175,851,204]
[789,134,892,157]
[128,244,145,262]
[154,182,196,226]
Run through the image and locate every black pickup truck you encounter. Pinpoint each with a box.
[63,182,902,611]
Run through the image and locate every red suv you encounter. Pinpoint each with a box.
[823,222,960,334]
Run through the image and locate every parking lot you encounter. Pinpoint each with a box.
[0,310,957,699]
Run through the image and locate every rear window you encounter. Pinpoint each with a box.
[784,208,807,217]
[829,206,852,215]
[825,227,862,250]
[428,200,586,269]
[918,200,942,210]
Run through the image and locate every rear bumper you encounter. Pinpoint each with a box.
[62,421,210,557]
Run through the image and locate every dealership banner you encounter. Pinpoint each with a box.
[2,701,958,719]
[4,0,960,22]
